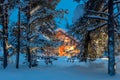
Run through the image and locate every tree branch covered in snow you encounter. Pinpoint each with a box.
[68,0,120,61]
[85,15,108,21]
[86,10,109,16]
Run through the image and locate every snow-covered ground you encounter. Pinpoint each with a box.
[0,57,120,80]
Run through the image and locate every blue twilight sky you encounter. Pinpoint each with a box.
[56,0,85,31]
[9,8,18,25]
[56,0,79,30]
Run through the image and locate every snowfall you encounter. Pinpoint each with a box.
[0,56,120,80]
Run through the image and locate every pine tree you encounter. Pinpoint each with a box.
[71,0,120,75]
[0,0,66,67]
[23,0,66,66]
[69,0,108,61]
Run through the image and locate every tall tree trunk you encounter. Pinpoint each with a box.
[108,0,115,76]
[16,6,20,69]
[2,0,8,69]
[81,31,90,62]
[27,1,31,68]
[116,2,120,26]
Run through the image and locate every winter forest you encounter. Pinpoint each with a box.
[0,0,120,80]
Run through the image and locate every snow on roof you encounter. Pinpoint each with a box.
[56,28,80,45]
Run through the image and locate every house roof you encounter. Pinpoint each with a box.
[55,28,80,45]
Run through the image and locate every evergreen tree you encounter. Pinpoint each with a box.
[71,0,120,75]
[6,0,66,67]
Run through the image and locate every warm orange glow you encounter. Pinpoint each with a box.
[56,29,80,57]
[58,45,80,57]
[65,45,75,51]
[59,46,67,56]
[64,37,70,43]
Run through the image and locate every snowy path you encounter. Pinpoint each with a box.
[0,57,120,80]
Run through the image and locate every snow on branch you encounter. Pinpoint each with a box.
[29,8,66,25]
[85,15,108,21]
[115,28,120,34]
[86,10,109,16]
[87,22,107,32]
[30,5,42,15]
[114,0,120,4]
[102,1,120,6]
[4,0,8,4]
[114,11,120,18]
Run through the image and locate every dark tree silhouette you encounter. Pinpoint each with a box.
[1,0,9,69]
[16,5,21,69]
[108,0,115,76]
[26,1,31,68]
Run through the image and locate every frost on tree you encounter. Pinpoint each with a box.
[8,0,66,67]
[0,0,67,68]
[70,0,120,75]
[70,0,120,63]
